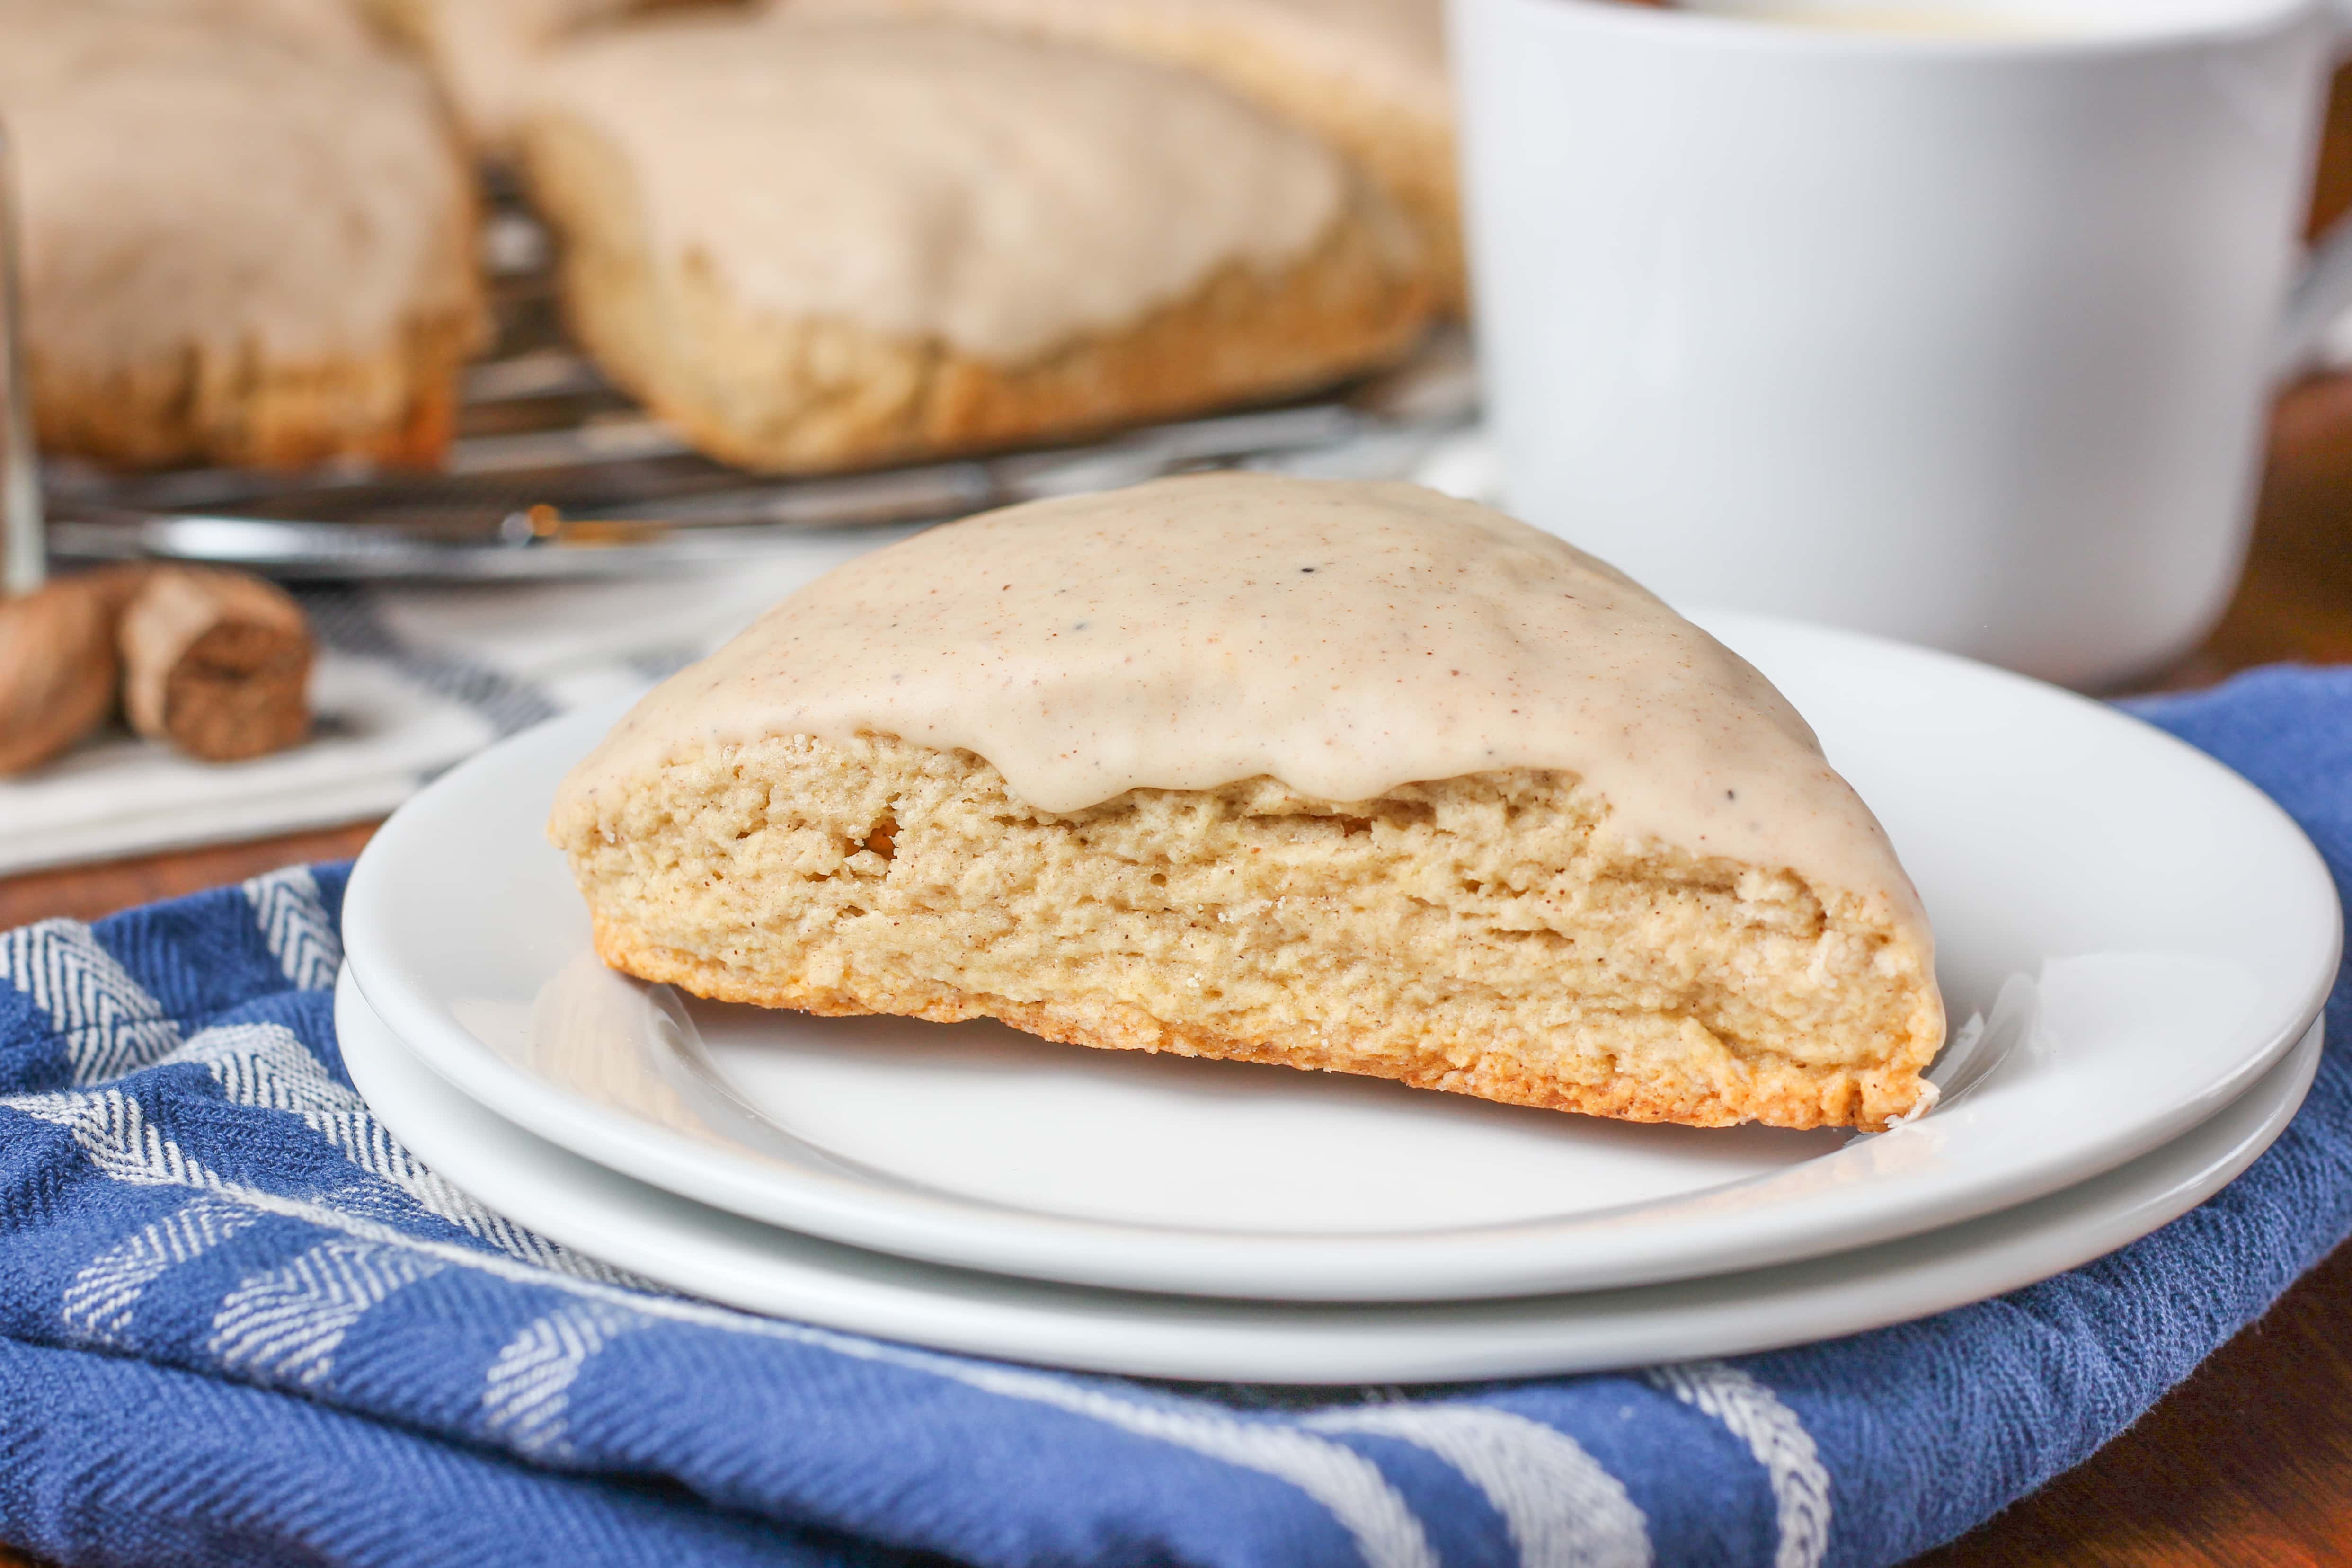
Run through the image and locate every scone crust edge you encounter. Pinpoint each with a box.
[557,732,1944,1135]
[589,914,1933,1133]
[31,304,484,471]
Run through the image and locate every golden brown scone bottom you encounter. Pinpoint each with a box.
[33,307,481,471]
[557,733,1944,1132]
[519,112,1435,475]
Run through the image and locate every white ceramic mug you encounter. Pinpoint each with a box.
[1451,0,2352,686]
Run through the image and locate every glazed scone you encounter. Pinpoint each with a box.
[361,0,732,156]
[0,6,485,470]
[104,0,382,53]
[551,475,1945,1132]
[518,16,1434,473]
[782,0,1464,313]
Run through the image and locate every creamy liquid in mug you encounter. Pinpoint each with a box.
[556,474,1931,940]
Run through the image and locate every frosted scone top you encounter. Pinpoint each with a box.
[391,0,640,148]
[0,7,472,375]
[525,16,1349,363]
[788,0,1453,123]
[554,474,1931,939]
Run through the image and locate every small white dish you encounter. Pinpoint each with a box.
[337,972,2324,1382]
[341,611,2342,1302]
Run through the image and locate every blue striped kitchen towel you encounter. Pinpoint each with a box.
[3,664,2351,1568]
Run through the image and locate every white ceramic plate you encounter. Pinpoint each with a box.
[341,611,2342,1302]
[338,973,2324,1382]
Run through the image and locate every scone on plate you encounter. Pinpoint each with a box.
[551,474,1945,1132]
[781,0,1464,313]
[1,5,486,470]
[518,15,1436,473]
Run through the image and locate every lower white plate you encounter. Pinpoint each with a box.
[342,610,2343,1302]
[338,971,2324,1383]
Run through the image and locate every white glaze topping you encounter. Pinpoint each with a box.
[100,0,381,53]
[557,474,1930,933]
[780,0,1451,124]
[527,16,1348,363]
[391,0,651,150]
[0,6,474,373]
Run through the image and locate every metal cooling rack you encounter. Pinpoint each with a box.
[37,200,1478,582]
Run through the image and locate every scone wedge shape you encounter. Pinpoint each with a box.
[519,15,1434,472]
[551,475,1945,1132]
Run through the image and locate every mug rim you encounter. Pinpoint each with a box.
[1475,0,2328,58]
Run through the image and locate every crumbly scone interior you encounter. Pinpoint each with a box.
[556,732,1944,1131]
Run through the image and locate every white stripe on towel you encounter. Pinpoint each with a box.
[12,1080,1447,1568]
[484,1301,655,1458]
[1307,1403,1652,1568]
[62,1195,264,1347]
[175,1021,626,1282]
[1648,1363,1830,1568]
[0,920,181,1083]
[207,1235,444,1388]
[241,867,343,992]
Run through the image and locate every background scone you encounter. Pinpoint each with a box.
[106,0,384,52]
[0,5,485,470]
[782,0,1464,312]
[552,475,1945,1133]
[518,16,1435,473]
[361,0,738,157]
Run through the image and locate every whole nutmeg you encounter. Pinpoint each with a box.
[0,574,123,775]
[119,566,313,762]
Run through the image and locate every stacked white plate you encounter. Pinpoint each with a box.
[339,611,2342,1384]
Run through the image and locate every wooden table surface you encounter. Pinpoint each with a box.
[14,88,2352,1568]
